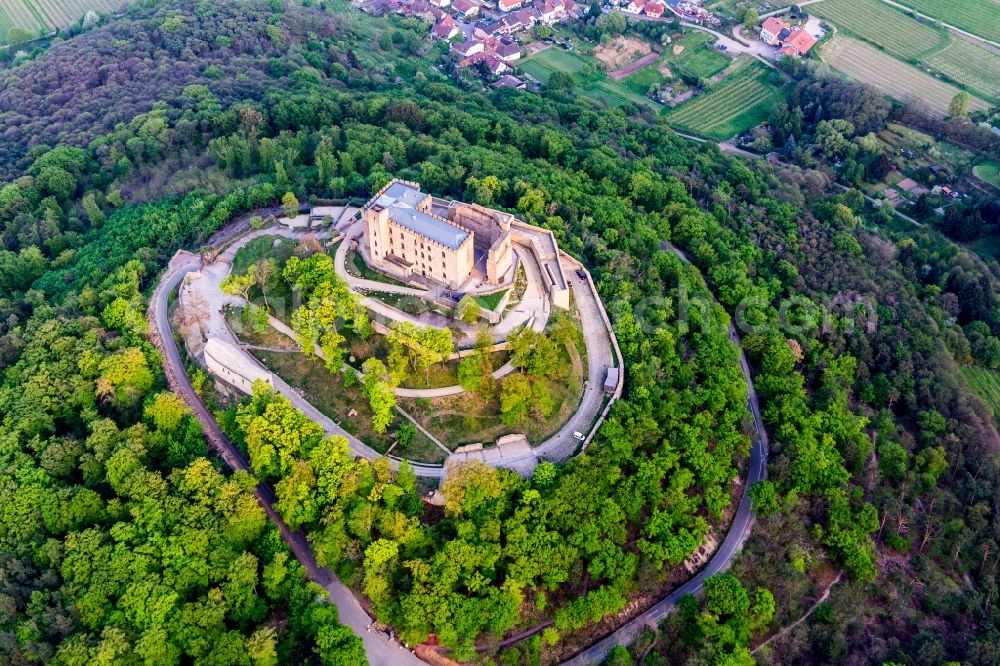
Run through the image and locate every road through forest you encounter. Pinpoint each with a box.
[561,242,770,665]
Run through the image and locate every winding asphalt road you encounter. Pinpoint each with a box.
[560,243,770,665]
[148,253,424,666]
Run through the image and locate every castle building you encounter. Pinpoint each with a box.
[362,180,515,291]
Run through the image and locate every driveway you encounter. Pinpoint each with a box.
[532,255,617,463]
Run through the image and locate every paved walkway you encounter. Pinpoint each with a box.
[175,226,448,478]
[530,253,617,463]
[334,222,433,298]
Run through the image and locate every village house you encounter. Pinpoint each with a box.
[493,74,527,89]
[759,16,785,45]
[452,0,481,16]
[498,0,524,11]
[495,35,521,61]
[534,0,557,22]
[780,28,817,55]
[516,7,538,27]
[453,38,485,57]
[432,16,459,39]
[644,1,665,18]
[760,17,817,56]
[623,0,646,13]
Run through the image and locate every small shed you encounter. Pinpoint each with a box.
[604,366,620,394]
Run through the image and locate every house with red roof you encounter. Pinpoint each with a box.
[624,0,646,13]
[452,0,481,16]
[515,7,537,26]
[432,17,459,39]
[459,52,509,75]
[783,27,817,55]
[644,2,665,18]
[760,17,787,45]
[498,0,523,11]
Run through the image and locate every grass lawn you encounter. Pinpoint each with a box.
[622,62,668,97]
[973,162,1000,189]
[366,290,430,313]
[666,60,788,140]
[965,230,1000,262]
[399,367,580,448]
[518,47,595,83]
[250,349,447,464]
[661,31,730,80]
[674,44,730,80]
[346,249,409,287]
[518,46,656,109]
[961,366,1000,424]
[474,289,507,311]
[398,351,509,390]
[232,235,297,275]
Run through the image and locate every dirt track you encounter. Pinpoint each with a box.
[608,50,661,79]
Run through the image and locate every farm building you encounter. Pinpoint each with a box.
[760,17,786,45]
[760,17,817,56]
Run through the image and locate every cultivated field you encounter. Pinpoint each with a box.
[810,0,946,59]
[666,60,787,140]
[0,0,130,43]
[922,38,1000,103]
[821,37,991,116]
[517,47,593,83]
[580,79,656,108]
[892,0,1000,44]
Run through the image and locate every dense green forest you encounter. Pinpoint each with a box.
[1,0,1000,664]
